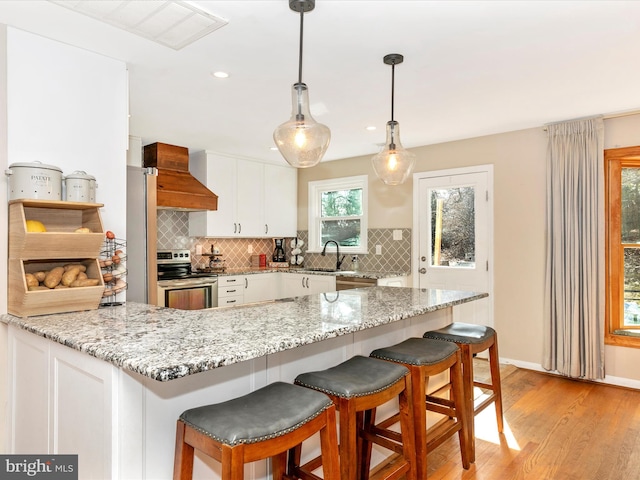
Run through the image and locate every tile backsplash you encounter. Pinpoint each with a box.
[157,210,411,272]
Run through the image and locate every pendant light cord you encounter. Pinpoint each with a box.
[390,62,395,122]
[298,9,304,85]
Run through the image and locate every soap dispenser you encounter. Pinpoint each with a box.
[352,255,360,272]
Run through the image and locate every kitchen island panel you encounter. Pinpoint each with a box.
[9,326,115,479]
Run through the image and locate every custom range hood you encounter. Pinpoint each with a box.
[143,142,218,211]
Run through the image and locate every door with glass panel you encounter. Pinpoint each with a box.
[415,167,493,327]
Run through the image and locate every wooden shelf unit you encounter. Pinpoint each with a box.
[8,199,106,317]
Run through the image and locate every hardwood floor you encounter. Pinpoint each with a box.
[426,360,640,480]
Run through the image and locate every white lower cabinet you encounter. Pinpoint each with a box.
[244,273,279,304]
[8,327,114,479]
[214,273,401,307]
[218,275,245,306]
[280,273,336,297]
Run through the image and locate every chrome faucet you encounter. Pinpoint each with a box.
[321,240,346,271]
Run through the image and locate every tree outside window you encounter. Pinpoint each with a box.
[308,176,368,253]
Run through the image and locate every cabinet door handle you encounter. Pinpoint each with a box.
[301,277,305,288]
[227,289,237,293]
[305,277,310,288]
[233,223,237,234]
[238,223,242,234]
[245,278,248,289]
[265,224,268,234]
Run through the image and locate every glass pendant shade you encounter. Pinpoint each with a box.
[274,83,330,168]
[372,120,415,185]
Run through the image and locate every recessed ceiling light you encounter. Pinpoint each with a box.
[212,71,229,79]
[366,126,377,131]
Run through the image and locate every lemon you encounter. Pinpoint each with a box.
[26,220,47,232]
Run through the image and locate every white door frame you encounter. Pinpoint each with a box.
[412,164,494,324]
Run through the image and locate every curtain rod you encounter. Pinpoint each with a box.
[543,109,640,131]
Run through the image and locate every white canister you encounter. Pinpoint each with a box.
[88,174,97,203]
[64,171,93,202]
[5,161,63,200]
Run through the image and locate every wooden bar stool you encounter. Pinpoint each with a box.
[173,382,340,480]
[369,337,471,479]
[293,355,416,480]
[423,323,504,462]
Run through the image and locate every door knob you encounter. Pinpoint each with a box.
[419,268,427,274]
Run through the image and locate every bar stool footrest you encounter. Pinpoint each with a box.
[362,428,404,454]
[369,455,410,480]
[426,418,463,451]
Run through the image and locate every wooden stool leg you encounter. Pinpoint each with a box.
[173,421,194,480]
[286,443,302,479]
[339,398,359,480]
[220,444,245,480]
[459,344,476,463]
[410,366,428,480]
[450,353,471,469]
[272,451,287,480]
[398,376,417,480]
[360,408,375,480]
[489,338,504,433]
[319,407,341,480]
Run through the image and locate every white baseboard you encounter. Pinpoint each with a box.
[500,357,640,390]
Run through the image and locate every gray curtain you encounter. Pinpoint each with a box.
[543,116,605,380]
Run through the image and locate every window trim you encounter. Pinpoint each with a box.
[605,145,640,348]
[307,175,368,254]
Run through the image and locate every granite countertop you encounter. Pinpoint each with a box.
[0,287,487,382]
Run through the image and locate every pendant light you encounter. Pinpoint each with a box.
[371,54,415,185]
[273,0,330,168]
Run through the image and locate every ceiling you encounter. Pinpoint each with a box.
[1,1,640,166]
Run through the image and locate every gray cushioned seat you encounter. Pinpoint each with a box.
[179,381,332,446]
[369,337,459,365]
[423,322,496,345]
[295,355,409,398]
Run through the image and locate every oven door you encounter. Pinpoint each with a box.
[157,279,218,310]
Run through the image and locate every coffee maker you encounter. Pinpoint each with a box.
[272,238,286,262]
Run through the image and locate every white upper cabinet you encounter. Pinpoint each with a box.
[264,164,297,238]
[189,152,296,238]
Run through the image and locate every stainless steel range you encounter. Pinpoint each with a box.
[156,249,218,309]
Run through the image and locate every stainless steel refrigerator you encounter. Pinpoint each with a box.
[126,166,158,305]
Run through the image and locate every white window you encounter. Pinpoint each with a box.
[308,175,368,254]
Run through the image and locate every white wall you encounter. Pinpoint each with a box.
[5,27,128,233]
[0,25,128,452]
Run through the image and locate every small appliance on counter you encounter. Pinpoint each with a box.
[272,238,286,262]
[269,238,289,268]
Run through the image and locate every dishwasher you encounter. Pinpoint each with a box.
[335,276,377,291]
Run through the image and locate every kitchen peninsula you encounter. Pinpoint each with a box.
[2,286,487,479]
